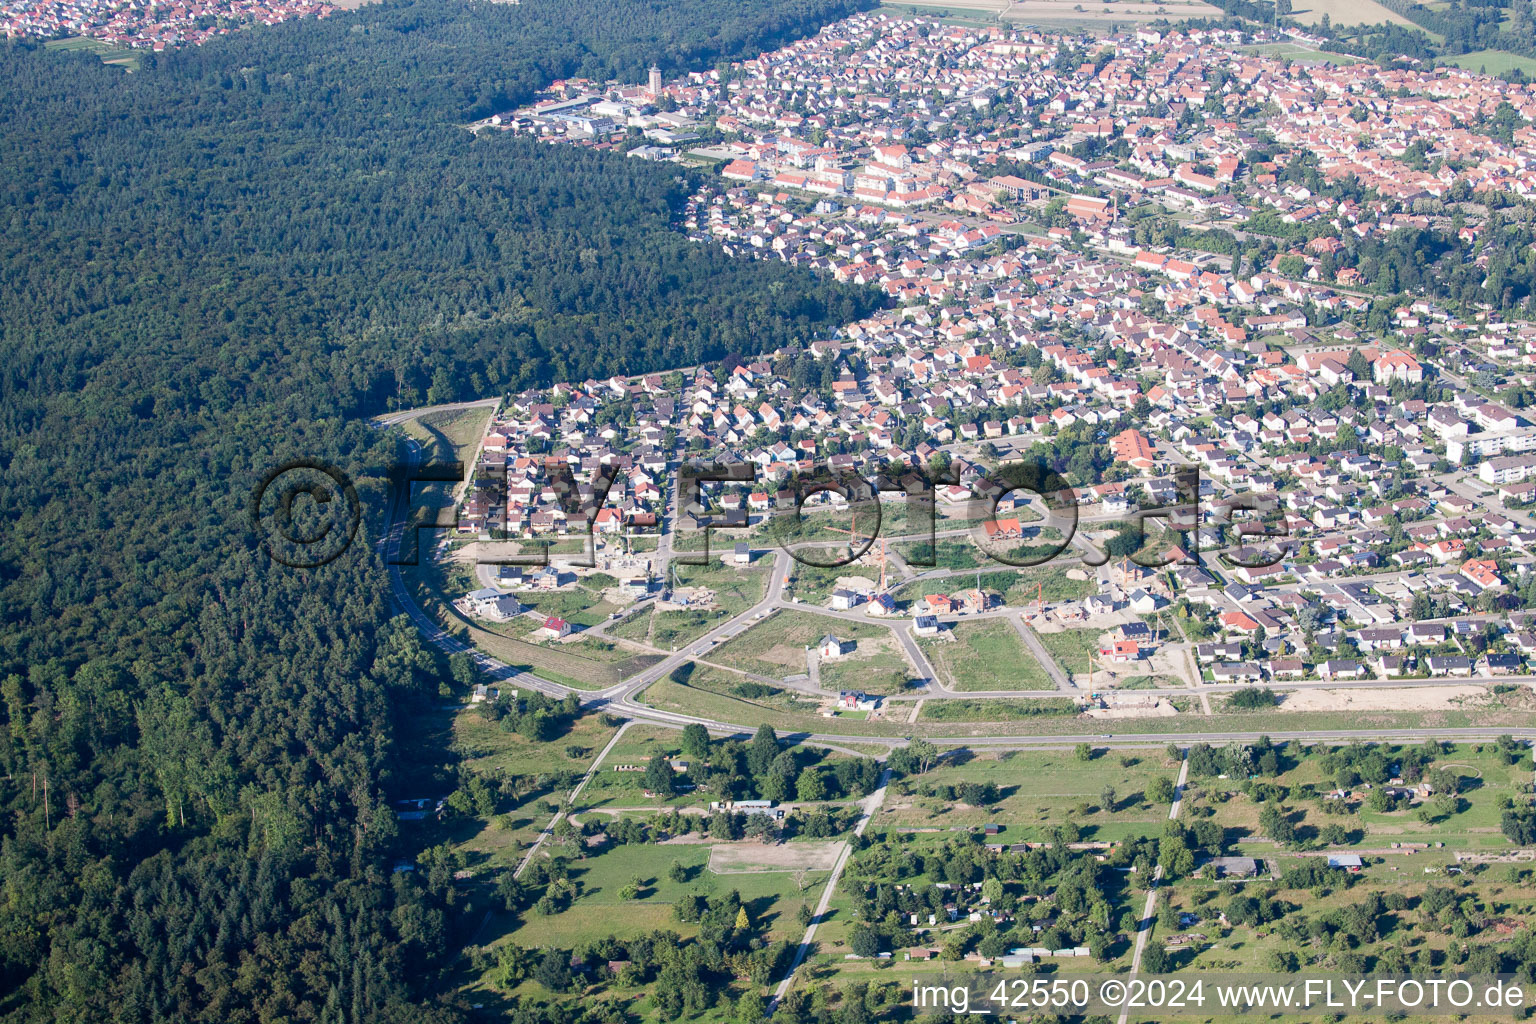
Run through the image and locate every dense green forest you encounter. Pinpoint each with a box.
[1372,0,1536,62]
[0,0,878,1020]
[1197,0,1534,66]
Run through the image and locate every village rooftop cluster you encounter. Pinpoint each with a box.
[450,13,1536,693]
[2,0,336,50]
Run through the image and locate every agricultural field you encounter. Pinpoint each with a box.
[919,620,1057,691]
[881,748,1182,841]
[1288,0,1423,28]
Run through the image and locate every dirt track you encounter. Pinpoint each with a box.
[1279,685,1488,712]
[707,841,843,873]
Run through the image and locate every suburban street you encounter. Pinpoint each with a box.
[380,405,1536,757]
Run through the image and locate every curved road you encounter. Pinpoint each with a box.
[380,409,1536,751]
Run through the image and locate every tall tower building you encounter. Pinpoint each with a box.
[648,65,663,98]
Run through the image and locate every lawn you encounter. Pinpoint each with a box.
[919,620,1056,691]
[44,35,143,69]
[574,717,866,809]
[573,723,707,810]
[400,404,495,460]
[610,562,770,650]
[666,663,827,714]
[785,560,880,605]
[466,625,663,690]
[498,843,827,949]
[708,609,891,681]
[895,539,980,570]
[1445,49,1536,76]
[918,697,1078,722]
[1036,626,1104,684]
[517,589,622,628]
[1239,42,1359,63]
[639,676,915,737]
[455,708,619,778]
[818,637,919,695]
[880,749,1181,842]
[1189,742,1532,854]
[401,711,619,883]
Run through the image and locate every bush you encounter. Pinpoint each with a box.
[849,927,881,958]
[1226,687,1278,710]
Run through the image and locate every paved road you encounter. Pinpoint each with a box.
[1010,613,1075,691]
[770,768,892,1010]
[378,425,1536,749]
[371,397,499,428]
[514,721,632,879]
[892,617,949,694]
[1121,754,1190,1024]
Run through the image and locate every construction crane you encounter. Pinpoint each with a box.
[823,511,873,557]
[825,519,888,591]
[821,509,893,595]
[822,509,869,546]
[1084,647,1104,690]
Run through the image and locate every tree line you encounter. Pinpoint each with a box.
[0,0,877,1020]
